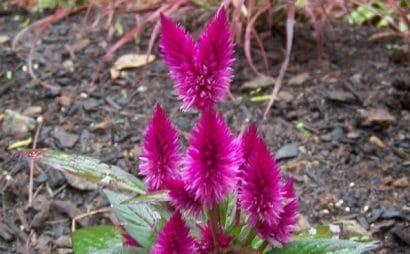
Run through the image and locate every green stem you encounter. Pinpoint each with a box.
[208,204,221,254]
[243,229,257,247]
[257,240,269,253]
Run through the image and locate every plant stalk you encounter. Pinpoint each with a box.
[208,204,221,254]
[243,229,257,247]
[257,240,269,253]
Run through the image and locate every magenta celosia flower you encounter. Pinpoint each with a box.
[239,139,284,232]
[139,104,181,191]
[273,178,298,244]
[238,123,260,186]
[196,223,232,253]
[257,179,298,242]
[183,107,242,208]
[152,211,196,254]
[160,7,234,110]
[165,178,203,216]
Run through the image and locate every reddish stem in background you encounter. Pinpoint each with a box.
[263,0,296,121]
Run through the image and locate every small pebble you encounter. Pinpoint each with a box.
[345,207,351,212]
[393,177,408,188]
[349,182,355,187]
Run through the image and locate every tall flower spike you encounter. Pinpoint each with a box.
[152,211,196,254]
[160,7,234,110]
[165,178,203,216]
[257,179,298,242]
[238,123,260,184]
[196,222,232,253]
[183,108,242,208]
[239,139,284,233]
[272,194,298,244]
[139,104,181,191]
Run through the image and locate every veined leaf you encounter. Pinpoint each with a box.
[72,225,122,254]
[93,247,149,254]
[268,239,378,254]
[20,149,146,194]
[104,190,170,249]
[294,224,340,240]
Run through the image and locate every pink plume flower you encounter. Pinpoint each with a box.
[183,108,242,208]
[160,7,234,110]
[139,104,181,191]
[239,139,284,232]
[256,179,298,242]
[152,211,196,254]
[165,178,203,216]
[196,223,232,253]
[238,123,260,186]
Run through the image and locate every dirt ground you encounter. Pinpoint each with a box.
[0,8,409,254]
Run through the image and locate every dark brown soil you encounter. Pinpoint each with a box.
[0,8,409,254]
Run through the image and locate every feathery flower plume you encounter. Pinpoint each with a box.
[165,178,203,216]
[139,104,181,191]
[239,139,284,233]
[238,123,260,186]
[183,108,242,208]
[196,222,232,253]
[256,179,298,242]
[160,7,234,110]
[151,211,196,254]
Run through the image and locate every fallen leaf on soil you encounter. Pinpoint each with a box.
[110,54,155,79]
[358,108,396,127]
[7,136,32,150]
[57,95,72,107]
[369,135,385,149]
[337,220,372,239]
[288,72,310,86]
[52,200,89,227]
[392,177,408,188]
[22,106,42,116]
[54,235,72,248]
[239,75,275,91]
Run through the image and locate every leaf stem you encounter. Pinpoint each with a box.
[243,229,257,247]
[208,204,221,254]
[257,240,269,253]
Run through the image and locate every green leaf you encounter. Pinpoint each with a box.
[220,194,237,230]
[72,225,123,254]
[295,224,340,240]
[24,149,146,194]
[93,247,149,254]
[104,190,170,249]
[268,239,377,254]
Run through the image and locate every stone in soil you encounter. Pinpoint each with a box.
[52,127,79,148]
[2,109,36,135]
[326,90,356,103]
[358,108,396,127]
[82,98,99,112]
[239,75,275,91]
[276,143,299,160]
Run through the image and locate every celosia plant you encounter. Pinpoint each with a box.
[136,7,298,252]
[20,5,377,254]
